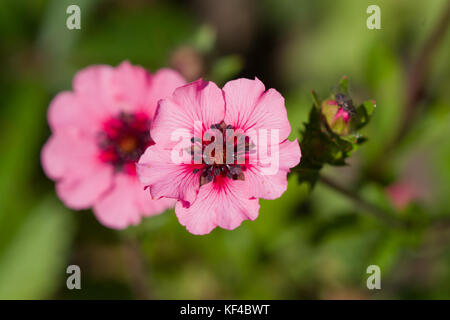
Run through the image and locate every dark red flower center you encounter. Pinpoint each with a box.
[190,121,255,186]
[97,112,152,175]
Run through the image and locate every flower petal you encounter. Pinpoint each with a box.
[73,64,117,121]
[42,129,113,209]
[55,164,113,210]
[93,174,171,229]
[243,139,301,199]
[175,180,260,235]
[243,168,289,200]
[145,68,186,119]
[41,130,100,180]
[137,145,200,206]
[223,78,291,143]
[109,61,152,113]
[278,138,302,170]
[47,92,96,133]
[136,187,175,217]
[151,79,225,147]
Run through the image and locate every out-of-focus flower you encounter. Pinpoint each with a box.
[138,78,301,235]
[386,181,422,211]
[41,61,185,229]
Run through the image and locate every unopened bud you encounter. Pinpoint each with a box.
[322,99,352,136]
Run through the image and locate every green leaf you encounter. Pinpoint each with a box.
[362,99,376,116]
[0,81,48,248]
[311,90,321,109]
[74,3,195,70]
[0,195,75,299]
[337,76,349,94]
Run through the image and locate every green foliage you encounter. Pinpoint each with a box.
[73,2,196,70]
[0,196,75,299]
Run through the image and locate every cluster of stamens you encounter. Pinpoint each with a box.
[190,121,255,186]
[97,112,152,175]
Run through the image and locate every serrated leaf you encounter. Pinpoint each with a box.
[311,90,321,109]
[353,104,369,129]
[362,100,376,116]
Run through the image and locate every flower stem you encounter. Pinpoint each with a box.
[319,175,403,227]
[394,2,450,146]
[122,234,152,299]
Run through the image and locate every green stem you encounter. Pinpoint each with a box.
[319,175,403,227]
[122,234,152,299]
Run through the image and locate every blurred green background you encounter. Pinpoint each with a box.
[0,0,449,299]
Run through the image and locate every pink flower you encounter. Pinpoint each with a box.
[386,181,422,210]
[137,78,301,234]
[41,61,185,229]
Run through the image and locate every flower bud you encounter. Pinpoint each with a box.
[321,99,352,136]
